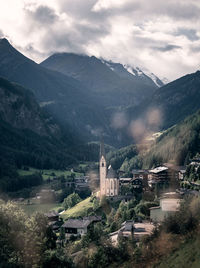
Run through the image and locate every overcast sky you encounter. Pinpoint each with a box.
[0,0,200,80]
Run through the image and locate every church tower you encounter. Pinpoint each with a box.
[99,139,106,197]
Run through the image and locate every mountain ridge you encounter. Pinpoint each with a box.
[126,70,200,131]
[0,38,112,144]
[40,52,161,108]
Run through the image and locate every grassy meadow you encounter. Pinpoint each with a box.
[20,203,62,216]
[61,197,93,220]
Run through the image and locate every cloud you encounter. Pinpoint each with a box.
[26,5,58,24]
[0,29,4,37]
[152,44,182,52]
[175,28,199,41]
[0,0,200,80]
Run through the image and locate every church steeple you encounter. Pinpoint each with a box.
[99,136,106,196]
[99,136,105,159]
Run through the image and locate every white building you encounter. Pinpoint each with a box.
[150,192,182,222]
[99,140,119,197]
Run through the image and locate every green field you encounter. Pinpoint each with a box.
[61,197,93,220]
[18,168,83,180]
[20,203,63,216]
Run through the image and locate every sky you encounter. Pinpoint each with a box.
[0,0,200,81]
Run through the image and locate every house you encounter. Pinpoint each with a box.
[75,176,90,191]
[65,181,75,188]
[132,178,143,189]
[109,221,134,245]
[45,210,59,222]
[45,210,62,231]
[82,215,102,224]
[179,169,186,180]
[109,220,154,245]
[148,166,169,187]
[163,163,186,181]
[133,222,155,241]
[190,157,200,166]
[132,170,149,189]
[132,169,149,180]
[150,192,182,222]
[119,177,133,186]
[62,219,91,239]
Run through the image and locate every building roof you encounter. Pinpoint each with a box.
[107,165,117,178]
[132,169,149,174]
[149,166,168,174]
[45,210,59,218]
[133,222,155,237]
[121,220,134,232]
[62,219,91,229]
[119,178,132,182]
[160,192,181,199]
[83,215,102,222]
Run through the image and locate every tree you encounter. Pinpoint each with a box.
[62,193,82,210]
[92,198,100,211]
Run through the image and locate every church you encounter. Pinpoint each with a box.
[99,140,119,197]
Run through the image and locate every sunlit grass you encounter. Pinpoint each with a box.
[61,197,93,220]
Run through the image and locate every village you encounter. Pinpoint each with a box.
[41,143,200,248]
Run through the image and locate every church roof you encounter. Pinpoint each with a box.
[107,165,117,178]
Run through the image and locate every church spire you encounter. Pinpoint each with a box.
[100,135,105,159]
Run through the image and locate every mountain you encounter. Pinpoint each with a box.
[127,70,200,131]
[0,76,79,170]
[0,38,110,143]
[142,108,200,167]
[0,77,61,137]
[112,108,200,172]
[102,60,164,87]
[41,53,162,108]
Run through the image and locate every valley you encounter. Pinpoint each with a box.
[0,29,200,268]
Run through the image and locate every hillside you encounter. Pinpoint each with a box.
[108,108,200,172]
[41,53,161,108]
[155,237,200,268]
[0,77,61,137]
[142,109,200,168]
[0,77,80,170]
[61,197,93,220]
[0,38,110,144]
[127,70,200,131]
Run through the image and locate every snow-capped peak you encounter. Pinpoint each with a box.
[123,64,164,87]
[100,58,167,88]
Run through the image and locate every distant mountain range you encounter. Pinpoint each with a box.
[41,52,163,108]
[0,38,164,146]
[1,37,200,152]
[0,38,112,143]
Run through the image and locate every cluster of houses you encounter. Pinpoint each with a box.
[65,176,90,192]
[117,163,187,196]
[132,163,186,188]
[45,210,156,244]
[44,189,183,245]
[45,212,103,239]
[43,156,200,245]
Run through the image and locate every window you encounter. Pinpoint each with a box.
[102,163,104,167]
